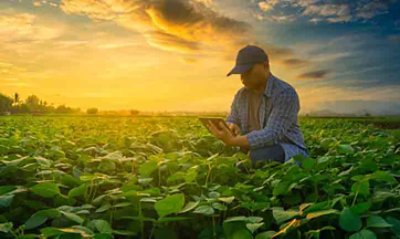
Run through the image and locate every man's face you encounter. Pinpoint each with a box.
[240,62,268,89]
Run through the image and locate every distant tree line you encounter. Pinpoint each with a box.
[0,92,141,116]
[0,92,81,115]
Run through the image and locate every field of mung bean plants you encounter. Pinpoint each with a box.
[0,116,399,239]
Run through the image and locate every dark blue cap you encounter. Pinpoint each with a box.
[226,45,268,77]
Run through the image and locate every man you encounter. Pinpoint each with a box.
[207,45,309,168]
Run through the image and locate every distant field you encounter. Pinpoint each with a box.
[0,116,399,239]
[306,115,400,128]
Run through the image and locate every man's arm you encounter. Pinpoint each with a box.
[245,89,299,149]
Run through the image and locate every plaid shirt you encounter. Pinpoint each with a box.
[226,73,309,162]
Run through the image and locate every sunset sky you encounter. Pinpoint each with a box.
[1,0,399,114]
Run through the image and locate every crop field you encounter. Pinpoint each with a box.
[0,116,399,239]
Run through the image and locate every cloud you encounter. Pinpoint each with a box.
[60,0,251,54]
[0,12,62,42]
[258,0,279,12]
[298,69,330,79]
[255,13,297,23]
[355,0,389,20]
[254,0,397,24]
[282,58,310,67]
[145,30,200,52]
[192,0,214,8]
[0,61,26,76]
[33,0,41,7]
[31,0,59,8]
[256,42,294,59]
[294,1,352,23]
[0,61,31,87]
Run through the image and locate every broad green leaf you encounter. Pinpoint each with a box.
[386,216,400,236]
[154,193,185,218]
[0,222,13,233]
[184,167,198,183]
[92,220,112,234]
[95,203,111,213]
[339,208,362,232]
[218,196,235,204]
[349,229,377,239]
[351,180,370,197]
[224,216,249,223]
[68,184,87,199]
[369,171,396,184]
[0,194,14,207]
[246,222,264,234]
[61,211,85,224]
[208,191,220,198]
[112,230,137,236]
[337,144,354,154]
[320,137,337,150]
[224,216,263,224]
[230,229,253,239]
[0,185,16,195]
[306,209,338,220]
[212,202,227,211]
[179,201,199,213]
[139,160,158,177]
[372,191,397,203]
[350,201,371,215]
[272,207,299,224]
[31,182,60,198]
[223,221,252,239]
[25,209,61,230]
[40,226,93,237]
[366,215,392,228]
[273,181,290,197]
[302,158,315,170]
[193,205,214,215]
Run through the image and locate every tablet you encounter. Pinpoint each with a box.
[198,117,234,135]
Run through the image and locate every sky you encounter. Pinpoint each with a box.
[0,0,399,114]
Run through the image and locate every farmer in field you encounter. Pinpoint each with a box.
[207,45,309,168]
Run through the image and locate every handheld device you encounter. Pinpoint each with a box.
[198,117,234,136]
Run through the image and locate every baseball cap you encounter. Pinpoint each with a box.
[226,45,269,77]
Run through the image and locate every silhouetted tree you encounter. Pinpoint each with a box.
[14,93,19,105]
[130,109,140,116]
[1,91,83,115]
[0,93,13,114]
[86,108,98,115]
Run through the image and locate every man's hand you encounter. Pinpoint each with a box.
[206,121,235,146]
[227,122,241,136]
[206,121,250,149]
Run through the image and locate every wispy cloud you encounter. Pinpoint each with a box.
[255,0,398,23]
[282,58,310,68]
[258,0,279,12]
[298,69,331,80]
[0,12,62,42]
[355,0,390,20]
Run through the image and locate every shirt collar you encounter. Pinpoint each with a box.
[264,73,274,98]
